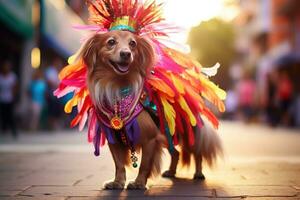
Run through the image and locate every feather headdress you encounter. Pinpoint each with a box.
[55,0,226,154]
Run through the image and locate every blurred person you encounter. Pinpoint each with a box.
[253,33,274,114]
[277,70,293,126]
[45,58,63,130]
[294,95,300,127]
[265,71,280,127]
[224,86,238,120]
[45,58,61,89]
[229,61,243,84]
[237,71,256,122]
[28,69,47,131]
[0,60,18,137]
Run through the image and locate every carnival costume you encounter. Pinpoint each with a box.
[54,0,226,165]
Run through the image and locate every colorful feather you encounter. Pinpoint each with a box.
[160,96,176,135]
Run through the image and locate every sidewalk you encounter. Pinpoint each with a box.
[0,121,300,199]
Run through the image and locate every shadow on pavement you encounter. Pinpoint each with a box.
[98,177,228,199]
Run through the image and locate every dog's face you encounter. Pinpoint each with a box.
[104,31,135,75]
[81,30,155,105]
[81,30,155,79]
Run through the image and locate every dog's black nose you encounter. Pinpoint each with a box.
[120,51,131,61]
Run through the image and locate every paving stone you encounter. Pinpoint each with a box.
[66,198,101,200]
[1,123,300,199]
[67,197,212,200]
[0,171,34,186]
[20,186,101,197]
[216,185,297,197]
[0,186,29,191]
[145,186,213,197]
[4,171,89,186]
[42,152,113,171]
[198,173,252,186]
[202,163,300,186]
[245,197,299,200]
[99,190,146,197]
[0,190,21,196]
[292,185,300,190]
[0,186,30,197]
[0,197,65,200]
[76,172,116,186]
[0,153,48,171]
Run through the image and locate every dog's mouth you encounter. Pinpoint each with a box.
[109,60,130,74]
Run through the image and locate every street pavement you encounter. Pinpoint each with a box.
[0,121,300,200]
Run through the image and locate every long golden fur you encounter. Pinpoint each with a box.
[80,30,223,190]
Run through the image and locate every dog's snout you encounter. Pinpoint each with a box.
[120,51,131,61]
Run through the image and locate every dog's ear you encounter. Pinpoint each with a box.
[80,34,103,72]
[136,37,156,76]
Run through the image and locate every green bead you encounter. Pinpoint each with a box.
[132,162,138,168]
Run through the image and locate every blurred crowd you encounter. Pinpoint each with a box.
[225,66,298,128]
[0,61,18,137]
[0,58,74,137]
[221,0,300,128]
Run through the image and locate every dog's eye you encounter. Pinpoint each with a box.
[129,40,137,48]
[107,39,116,46]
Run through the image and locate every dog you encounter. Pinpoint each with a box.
[80,30,223,190]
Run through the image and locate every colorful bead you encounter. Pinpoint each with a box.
[132,162,138,168]
[130,147,138,168]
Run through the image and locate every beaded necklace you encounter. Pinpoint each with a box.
[95,86,143,167]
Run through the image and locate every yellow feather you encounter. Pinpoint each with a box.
[200,76,227,100]
[178,96,197,126]
[160,96,176,135]
[186,69,226,101]
[58,59,84,80]
[185,69,199,79]
[65,96,77,113]
[218,100,226,112]
[170,74,185,94]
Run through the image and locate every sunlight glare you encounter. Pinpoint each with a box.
[157,0,237,44]
[162,0,223,28]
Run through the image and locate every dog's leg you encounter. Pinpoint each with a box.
[104,143,128,189]
[127,137,157,189]
[127,111,163,190]
[127,132,162,189]
[193,153,205,180]
[162,149,179,178]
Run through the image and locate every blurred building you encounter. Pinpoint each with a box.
[0,0,87,127]
[233,0,300,126]
[271,0,300,52]
[235,0,300,75]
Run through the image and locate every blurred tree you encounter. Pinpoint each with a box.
[188,18,235,89]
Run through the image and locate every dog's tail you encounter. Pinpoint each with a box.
[197,117,223,167]
[181,117,223,168]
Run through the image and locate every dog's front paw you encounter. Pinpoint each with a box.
[162,170,176,178]
[193,172,205,180]
[127,181,146,190]
[104,181,125,190]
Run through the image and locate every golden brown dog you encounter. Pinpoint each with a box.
[80,30,223,190]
